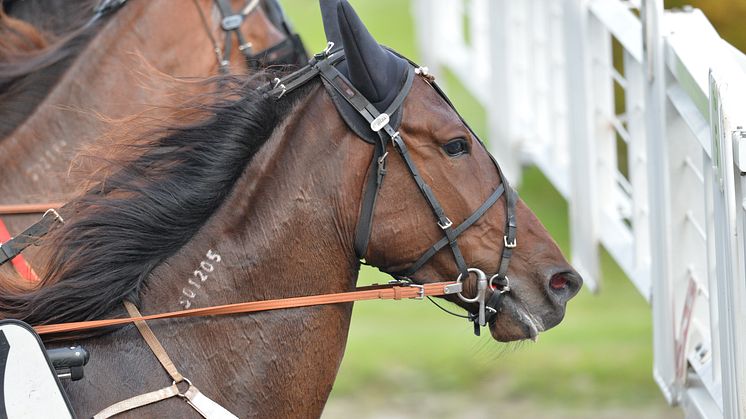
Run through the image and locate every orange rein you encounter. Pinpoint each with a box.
[34,281,461,335]
[0,202,63,215]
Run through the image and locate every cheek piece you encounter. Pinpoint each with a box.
[261,45,518,336]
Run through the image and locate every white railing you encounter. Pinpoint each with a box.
[413,1,746,418]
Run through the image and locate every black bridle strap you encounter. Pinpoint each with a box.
[394,184,505,277]
[0,210,64,266]
[313,58,415,259]
[389,135,469,279]
[215,0,257,71]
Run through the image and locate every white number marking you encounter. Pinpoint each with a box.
[178,249,222,309]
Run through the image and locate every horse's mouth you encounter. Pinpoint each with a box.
[487,294,546,342]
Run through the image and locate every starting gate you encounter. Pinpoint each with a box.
[413,0,746,418]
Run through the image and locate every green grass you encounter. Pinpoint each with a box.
[282,0,672,414]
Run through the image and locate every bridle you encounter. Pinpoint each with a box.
[192,0,307,73]
[261,43,519,335]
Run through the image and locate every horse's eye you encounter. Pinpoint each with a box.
[443,138,469,157]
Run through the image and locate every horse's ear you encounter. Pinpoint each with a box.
[320,0,343,47]
[335,1,408,108]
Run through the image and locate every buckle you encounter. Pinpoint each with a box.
[272,78,287,99]
[388,279,424,300]
[438,218,453,230]
[43,209,65,224]
[503,235,517,249]
[409,284,424,300]
[317,41,335,58]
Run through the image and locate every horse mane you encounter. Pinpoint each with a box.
[0,2,103,138]
[0,74,316,325]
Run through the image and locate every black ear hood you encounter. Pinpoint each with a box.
[319,0,410,143]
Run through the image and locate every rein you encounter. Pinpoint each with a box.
[0,203,62,216]
[34,281,462,335]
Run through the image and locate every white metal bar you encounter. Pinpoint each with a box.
[643,0,678,404]
[486,0,522,183]
[564,0,601,292]
[623,50,651,293]
[589,0,643,62]
[709,65,746,419]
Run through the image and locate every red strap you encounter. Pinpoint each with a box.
[0,219,39,282]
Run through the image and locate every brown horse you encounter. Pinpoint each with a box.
[0,0,307,243]
[0,1,581,417]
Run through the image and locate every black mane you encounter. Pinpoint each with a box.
[0,75,315,325]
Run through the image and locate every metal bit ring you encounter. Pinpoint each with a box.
[455,268,487,303]
[488,274,510,293]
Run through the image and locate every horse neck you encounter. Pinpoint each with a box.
[66,90,372,417]
[145,89,367,310]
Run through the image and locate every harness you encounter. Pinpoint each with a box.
[193,0,307,73]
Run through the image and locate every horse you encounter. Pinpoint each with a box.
[0,1,582,417]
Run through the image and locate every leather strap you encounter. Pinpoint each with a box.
[93,302,239,418]
[0,209,64,267]
[183,385,239,419]
[34,282,456,335]
[93,384,180,419]
[123,301,183,383]
[394,184,505,277]
[0,203,63,216]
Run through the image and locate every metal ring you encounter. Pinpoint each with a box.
[488,274,510,293]
[455,268,487,303]
[173,377,193,397]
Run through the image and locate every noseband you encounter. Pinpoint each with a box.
[263,44,518,335]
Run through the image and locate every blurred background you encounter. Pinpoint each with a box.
[281,1,745,418]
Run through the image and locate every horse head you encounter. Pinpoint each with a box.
[320,0,582,341]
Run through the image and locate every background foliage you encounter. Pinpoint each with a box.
[281,1,745,417]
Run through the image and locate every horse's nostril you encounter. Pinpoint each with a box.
[549,273,568,290]
[547,271,582,302]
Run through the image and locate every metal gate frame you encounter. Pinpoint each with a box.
[413,1,746,417]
